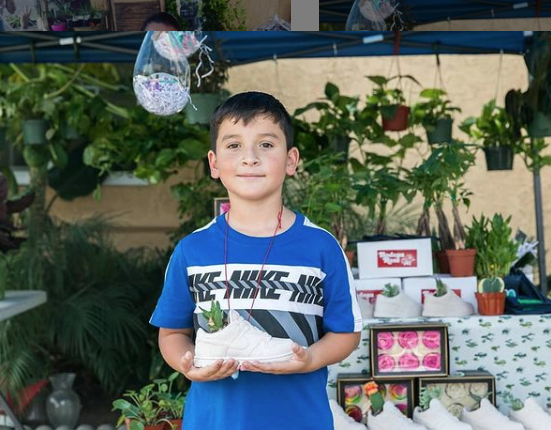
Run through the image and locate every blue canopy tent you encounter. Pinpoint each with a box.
[320,0,551,25]
[0,30,547,288]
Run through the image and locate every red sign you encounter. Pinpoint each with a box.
[358,290,384,304]
[420,288,462,304]
[377,250,418,268]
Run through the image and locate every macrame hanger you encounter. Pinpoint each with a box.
[494,49,504,104]
[433,42,447,93]
[273,53,284,98]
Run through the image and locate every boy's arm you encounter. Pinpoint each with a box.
[159,328,239,381]
[240,331,361,374]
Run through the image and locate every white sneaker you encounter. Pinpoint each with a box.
[413,399,473,430]
[422,290,474,317]
[329,399,367,429]
[374,292,422,318]
[194,310,295,367]
[509,397,551,430]
[368,401,427,430]
[461,398,525,430]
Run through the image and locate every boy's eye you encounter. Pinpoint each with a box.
[227,143,240,149]
[260,142,273,148]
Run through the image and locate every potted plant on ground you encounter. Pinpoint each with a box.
[154,372,186,430]
[112,383,169,430]
[460,99,521,171]
[410,88,461,144]
[366,75,420,132]
[466,213,518,315]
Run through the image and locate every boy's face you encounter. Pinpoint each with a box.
[208,115,299,204]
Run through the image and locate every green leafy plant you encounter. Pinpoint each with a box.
[435,279,448,297]
[199,300,226,333]
[154,372,187,421]
[459,99,522,150]
[366,75,420,120]
[381,283,400,298]
[466,213,518,279]
[112,383,169,430]
[419,386,442,411]
[202,0,247,30]
[411,88,461,131]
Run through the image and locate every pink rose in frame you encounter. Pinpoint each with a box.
[422,331,441,349]
[395,403,408,415]
[398,353,420,370]
[378,354,396,372]
[423,352,442,370]
[220,202,231,214]
[398,331,419,349]
[388,383,408,401]
[377,332,395,350]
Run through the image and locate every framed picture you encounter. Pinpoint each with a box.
[370,323,449,378]
[337,373,415,423]
[213,197,231,217]
[418,370,496,417]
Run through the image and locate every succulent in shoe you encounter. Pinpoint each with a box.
[199,300,227,333]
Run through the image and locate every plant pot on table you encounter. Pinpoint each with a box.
[475,291,506,315]
[445,248,476,277]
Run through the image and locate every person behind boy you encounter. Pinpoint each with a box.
[149,91,362,429]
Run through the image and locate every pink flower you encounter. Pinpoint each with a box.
[378,354,396,372]
[423,352,442,370]
[398,353,420,370]
[377,332,395,350]
[395,403,408,415]
[344,385,362,404]
[220,202,231,214]
[398,331,419,349]
[388,383,408,401]
[422,331,441,349]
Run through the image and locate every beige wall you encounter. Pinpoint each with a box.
[49,53,551,278]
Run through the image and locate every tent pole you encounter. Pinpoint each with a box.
[532,144,548,293]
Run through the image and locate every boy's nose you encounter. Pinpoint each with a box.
[241,149,260,166]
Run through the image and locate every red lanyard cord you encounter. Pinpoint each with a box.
[224,206,283,321]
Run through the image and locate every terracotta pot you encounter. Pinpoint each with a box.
[445,248,476,277]
[165,419,182,430]
[126,419,165,430]
[382,105,410,131]
[345,250,356,268]
[476,292,506,316]
[435,250,450,274]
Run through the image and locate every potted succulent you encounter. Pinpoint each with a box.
[410,88,461,144]
[366,75,420,132]
[460,99,521,171]
[466,213,518,315]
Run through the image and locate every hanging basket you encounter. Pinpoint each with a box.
[426,118,453,144]
[22,119,48,145]
[483,146,514,171]
[382,105,410,131]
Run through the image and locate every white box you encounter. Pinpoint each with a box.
[357,238,434,279]
[403,276,478,313]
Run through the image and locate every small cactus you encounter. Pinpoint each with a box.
[199,300,227,332]
[435,279,448,297]
[477,277,505,293]
[382,283,400,298]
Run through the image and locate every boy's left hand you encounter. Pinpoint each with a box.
[240,343,313,374]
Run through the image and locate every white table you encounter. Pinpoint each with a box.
[0,291,47,430]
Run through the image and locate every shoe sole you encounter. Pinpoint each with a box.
[194,351,295,368]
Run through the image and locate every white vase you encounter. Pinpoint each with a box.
[45,373,81,429]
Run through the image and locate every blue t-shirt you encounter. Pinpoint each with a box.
[150,212,362,430]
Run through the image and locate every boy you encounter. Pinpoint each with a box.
[149,91,362,429]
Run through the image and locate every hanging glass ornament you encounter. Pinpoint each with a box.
[133,31,194,116]
[345,0,398,31]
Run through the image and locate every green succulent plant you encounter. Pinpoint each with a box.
[382,283,400,298]
[199,300,226,332]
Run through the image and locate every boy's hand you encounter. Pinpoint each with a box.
[240,343,313,374]
[180,351,239,381]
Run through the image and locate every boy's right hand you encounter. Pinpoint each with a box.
[180,351,239,381]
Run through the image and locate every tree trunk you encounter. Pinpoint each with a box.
[435,205,455,250]
[452,204,467,249]
[416,207,431,237]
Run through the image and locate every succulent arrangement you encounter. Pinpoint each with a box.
[199,300,227,333]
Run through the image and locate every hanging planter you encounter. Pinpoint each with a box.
[382,105,410,131]
[185,93,222,125]
[330,135,351,161]
[527,112,551,138]
[483,146,514,171]
[427,118,453,144]
[22,119,48,145]
[445,248,476,277]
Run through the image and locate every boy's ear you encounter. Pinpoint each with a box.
[285,147,300,176]
[207,150,220,179]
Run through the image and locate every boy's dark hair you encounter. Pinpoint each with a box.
[141,12,182,31]
[210,92,294,152]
